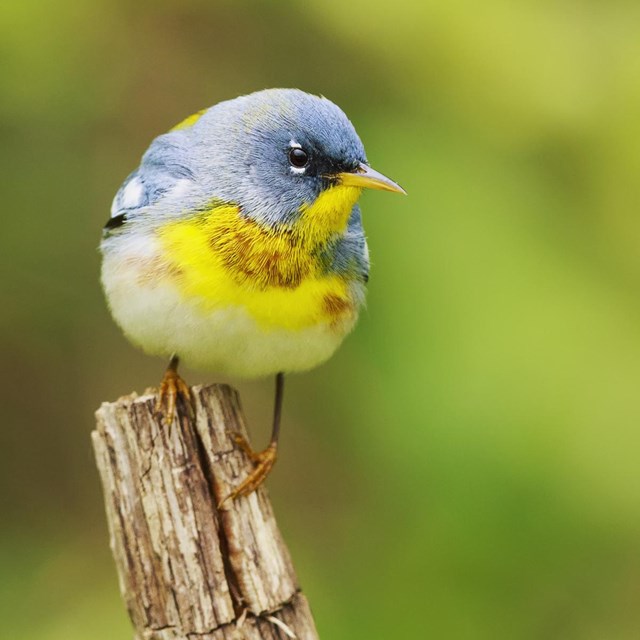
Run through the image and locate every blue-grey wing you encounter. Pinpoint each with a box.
[107,133,195,226]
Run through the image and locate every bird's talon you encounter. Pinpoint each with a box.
[219,441,278,506]
[155,361,191,425]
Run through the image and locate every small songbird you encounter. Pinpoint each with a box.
[100,89,405,500]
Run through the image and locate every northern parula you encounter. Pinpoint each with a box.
[100,89,405,500]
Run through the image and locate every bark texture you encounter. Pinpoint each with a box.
[92,384,319,640]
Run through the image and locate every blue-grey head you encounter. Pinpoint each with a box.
[110,88,405,228]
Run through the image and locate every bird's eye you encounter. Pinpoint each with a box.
[288,147,309,169]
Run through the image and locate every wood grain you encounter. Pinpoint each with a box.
[92,384,319,640]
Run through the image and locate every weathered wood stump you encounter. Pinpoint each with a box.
[92,384,319,639]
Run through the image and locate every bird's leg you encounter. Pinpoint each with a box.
[220,372,284,505]
[155,354,191,425]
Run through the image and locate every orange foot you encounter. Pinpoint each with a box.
[219,435,278,507]
[155,364,191,425]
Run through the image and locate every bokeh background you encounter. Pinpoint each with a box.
[2,1,640,637]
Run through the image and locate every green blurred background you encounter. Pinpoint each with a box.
[2,0,640,637]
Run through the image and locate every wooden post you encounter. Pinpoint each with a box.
[92,384,319,640]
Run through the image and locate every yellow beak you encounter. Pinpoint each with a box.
[337,163,407,195]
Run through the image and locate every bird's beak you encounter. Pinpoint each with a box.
[337,163,407,195]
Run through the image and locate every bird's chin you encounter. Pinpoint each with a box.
[298,184,362,239]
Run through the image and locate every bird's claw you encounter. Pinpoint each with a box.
[218,439,278,508]
[155,367,191,425]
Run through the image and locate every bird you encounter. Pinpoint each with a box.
[100,88,405,502]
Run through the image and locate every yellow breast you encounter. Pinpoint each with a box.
[156,186,362,332]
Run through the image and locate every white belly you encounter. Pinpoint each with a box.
[101,251,357,378]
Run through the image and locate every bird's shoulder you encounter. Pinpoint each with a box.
[105,131,197,232]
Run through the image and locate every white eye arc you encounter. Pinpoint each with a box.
[288,140,309,174]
